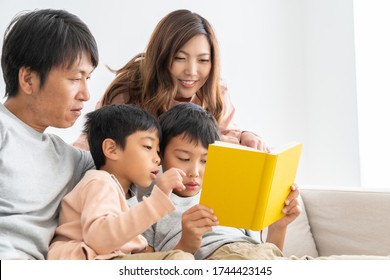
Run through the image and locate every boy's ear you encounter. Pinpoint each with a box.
[102,138,120,160]
[18,66,37,95]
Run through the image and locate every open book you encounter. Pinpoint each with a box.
[199,141,303,231]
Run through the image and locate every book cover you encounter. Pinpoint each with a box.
[199,141,303,231]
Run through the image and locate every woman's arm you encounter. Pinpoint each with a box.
[219,84,269,151]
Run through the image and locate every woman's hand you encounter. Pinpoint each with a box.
[240,131,270,152]
[220,134,240,145]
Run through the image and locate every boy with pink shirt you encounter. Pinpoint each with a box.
[48,104,193,260]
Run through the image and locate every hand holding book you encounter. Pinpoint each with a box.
[199,141,303,231]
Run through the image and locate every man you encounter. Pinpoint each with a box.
[0,9,99,259]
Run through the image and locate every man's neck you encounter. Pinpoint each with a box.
[4,97,46,133]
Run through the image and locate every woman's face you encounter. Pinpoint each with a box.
[170,34,212,101]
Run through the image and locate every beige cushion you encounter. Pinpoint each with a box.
[282,194,318,257]
[302,188,390,256]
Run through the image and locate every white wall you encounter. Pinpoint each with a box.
[354,0,390,188]
[0,0,361,187]
[302,0,361,187]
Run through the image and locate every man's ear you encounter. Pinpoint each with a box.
[102,138,120,160]
[18,66,37,95]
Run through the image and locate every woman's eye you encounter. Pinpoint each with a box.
[175,57,185,61]
[178,157,189,162]
[144,145,152,150]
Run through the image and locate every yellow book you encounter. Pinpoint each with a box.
[199,141,303,231]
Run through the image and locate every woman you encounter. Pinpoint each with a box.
[74,9,268,151]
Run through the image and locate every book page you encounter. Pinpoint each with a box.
[211,141,262,152]
[270,142,302,155]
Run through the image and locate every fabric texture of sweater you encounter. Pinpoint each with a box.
[141,192,259,260]
[48,170,175,260]
[0,103,94,259]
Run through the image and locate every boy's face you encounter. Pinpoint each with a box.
[116,129,161,188]
[162,134,208,197]
[23,51,94,132]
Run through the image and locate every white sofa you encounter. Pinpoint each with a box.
[280,186,390,258]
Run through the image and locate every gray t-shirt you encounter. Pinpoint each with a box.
[0,103,94,259]
[142,192,260,260]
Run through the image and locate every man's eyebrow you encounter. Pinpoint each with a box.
[70,68,95,75]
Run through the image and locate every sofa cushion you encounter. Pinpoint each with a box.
[301,187,390,256]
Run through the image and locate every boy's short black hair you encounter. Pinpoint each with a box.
[83,104,161,169]
[1,9,99,97]
[158,103,220,156]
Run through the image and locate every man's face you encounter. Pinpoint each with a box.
[28,51,94,132]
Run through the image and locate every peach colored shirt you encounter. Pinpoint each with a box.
[171,83,241,140]
[73,84,241,150]
[48,170,174,260]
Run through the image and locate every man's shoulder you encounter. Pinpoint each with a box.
[45,134,95,173]
[48,134,91,156]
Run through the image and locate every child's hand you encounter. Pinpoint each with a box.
[175,204,219,254]
[155,168,186,196]
[271,183,302,230]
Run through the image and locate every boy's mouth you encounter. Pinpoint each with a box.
[184,182,199,191]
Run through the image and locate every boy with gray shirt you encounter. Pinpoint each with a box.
[139,103,301,259]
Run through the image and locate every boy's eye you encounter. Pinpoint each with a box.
[201,159,207,164]
[144,145,152,150]
[178,157,190,162]
[200,59,210,63]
